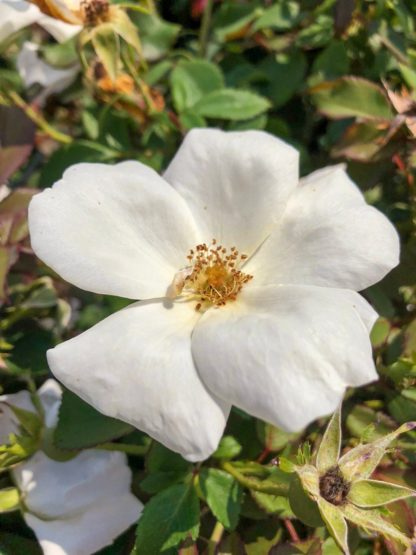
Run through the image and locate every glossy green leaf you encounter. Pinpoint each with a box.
[199,468,242,530]
[54,390,133,450]
[212,435,242,460]
[134,483,200,555]
[193,89,270,120]
[170,60,224,113]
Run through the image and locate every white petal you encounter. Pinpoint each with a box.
[17,42,79,100]
[47,301,231,461]
[29,162,200,300]
[164,128,299,255]
[193,285,378,432]
[0,0,41,42]
[0,390,34,444]
[37,14,81,42]
[13,449,137,519]
[37,379,62,428]
[24,494,140,555]
[246,165,400,291]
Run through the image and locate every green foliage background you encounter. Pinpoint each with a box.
[1,0,416,553]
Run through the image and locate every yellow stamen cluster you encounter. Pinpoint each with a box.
[81,0,109,25]
[182,240,253,311]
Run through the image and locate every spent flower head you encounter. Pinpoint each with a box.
[291,406,416,553]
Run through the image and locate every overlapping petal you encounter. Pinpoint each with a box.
[14,450,141,555]
[29,162,200,300]
[245,165,400,291]
[164,128,299,255]
[0,0,80,43]
[193,285,378,432]
[47,300,231,461]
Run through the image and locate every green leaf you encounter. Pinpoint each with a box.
[296,15,334,49]
[256,420,300,452]
[0,532,42,555]
[316,407,341,473]
[54,390,133,450]
[253,2,301,31]
[259,50,306,108]
[134,483,200,555]
[40,38,78,68]
[193,89,270,120]
[213,3,259,42]
[199,468,242,530]
[0,488,20,513]
[170,60,224,113]
[348,479,415,508]
[317,499,349,554]
[141,470,191,494]
[342,504,411,547]
[146,442,191,474]
[40,140,119,187]
[339,422,416,481]
[309,77,393,120]
[251,490,293,517]
[212,435,242,460]
[134,13,180,61]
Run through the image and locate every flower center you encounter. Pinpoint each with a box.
[81,0,109,25]
[169,240,253,311]
[319,466,350,506]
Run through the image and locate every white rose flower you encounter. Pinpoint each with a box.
[17,42,79,103]
[1,380,142,555]
[0,0,81,43]
[28,129,400,462]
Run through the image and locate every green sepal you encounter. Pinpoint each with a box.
[348,479,415,508]
[342,504,411,547]
[91,27,119,81]
[317,498,350,555]
[338,422,416,481]
[110,8,142,54]
[316,406,342,473]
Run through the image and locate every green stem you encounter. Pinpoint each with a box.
[8,92,73,144]
[221,461,289,496]
[199,0,213,58]
[207,521,225,555]
[97,442,149,456]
